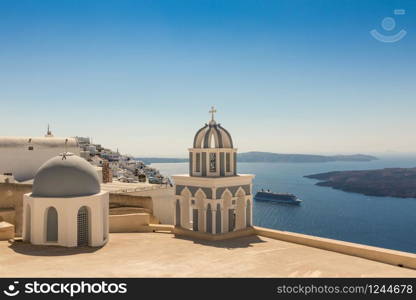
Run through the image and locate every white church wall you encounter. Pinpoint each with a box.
[23,191,109,247]
[0,137,80,182]
[151,187,175,225]
[127,187,175,225]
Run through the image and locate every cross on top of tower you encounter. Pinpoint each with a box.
[209,106,217,122]
[45,124,54,137]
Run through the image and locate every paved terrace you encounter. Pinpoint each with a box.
[0,233,415,277]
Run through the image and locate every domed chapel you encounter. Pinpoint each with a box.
[22,153,109,247]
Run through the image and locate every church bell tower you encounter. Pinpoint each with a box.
[173,107,254,235]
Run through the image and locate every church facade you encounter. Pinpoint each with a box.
[172,108,254,234]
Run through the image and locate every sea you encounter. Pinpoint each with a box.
[151,156,416,254]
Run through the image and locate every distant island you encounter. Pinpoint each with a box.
[237,152,377,163]
[137,152,377,164]
[305,168,416,198]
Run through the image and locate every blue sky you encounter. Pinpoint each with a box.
[0,0,415,156]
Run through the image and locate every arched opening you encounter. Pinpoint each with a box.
[181,189,191,229]
[25,204,31,242]
[195,190,206,232]
[246,200,251,227]
[236,189,246,230]
[175,199,181,226]
[209,153,216,172]
[192,208,199,231]
[195,153,201,172]
[226,153,231,173]
[228,208,236,232]
[206,204,213,233]
[77,206,89,246]
[222,190,233,232]
[215,203,221,234]
[46,207,58,242]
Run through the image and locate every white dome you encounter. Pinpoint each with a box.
[32,153,100,197]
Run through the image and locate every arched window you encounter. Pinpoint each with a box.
[175,199,181,226]
[46,207,58,242]
[226,153,231,172]
[215,204,221,234]
[222,190,233,232]
[77,206,89,246]
[195,190,206,232]
[195,153,201,172]
[228,208,236,232]
[209,153,216,172]
[206,204,213,233]
[180,189,191,229]
[192,209,199,231]
[25,204,31,242]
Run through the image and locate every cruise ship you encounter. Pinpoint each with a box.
[254,190,302,205]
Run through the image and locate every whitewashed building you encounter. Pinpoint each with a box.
[0,133,80,182]
[22,153,109,247]
[173,108,254,234]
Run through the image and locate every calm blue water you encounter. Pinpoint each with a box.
[152,156,416,253]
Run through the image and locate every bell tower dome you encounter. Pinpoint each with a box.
[189,106,237,177]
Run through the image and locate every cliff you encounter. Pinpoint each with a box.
[305,168,416,198]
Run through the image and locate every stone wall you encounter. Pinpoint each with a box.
[0,222,15,241]
[0,183,31,236]
[254,226,416,270]
[0,209,15,225]
[102,160,112,183]
[0,182,156,237]
[109,213,151,233]
[173,226,255,241]
[109,193,153,211]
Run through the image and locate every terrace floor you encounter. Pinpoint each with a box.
[0,233,415,277]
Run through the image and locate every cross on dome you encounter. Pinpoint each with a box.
[209,106,217,122]
[193,107,233,149]
[45,124,54,137]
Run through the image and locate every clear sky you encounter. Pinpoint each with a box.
[1,0,415,157]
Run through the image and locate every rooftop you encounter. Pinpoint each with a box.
[0,233,415,277]
[0,136,78,148]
